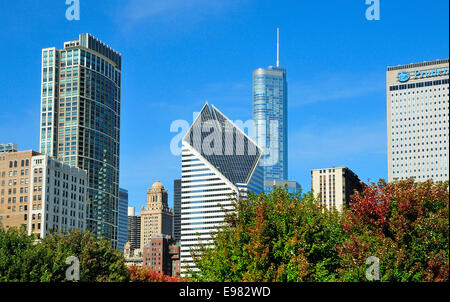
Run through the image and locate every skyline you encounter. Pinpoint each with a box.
[0,0,449,213]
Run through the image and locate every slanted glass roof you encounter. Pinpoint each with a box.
[183,104,262,185]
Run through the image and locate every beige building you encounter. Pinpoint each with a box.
[311,167,364,212]
[140,181,173,248]
[0,148,87,238]
[387,59,449,183]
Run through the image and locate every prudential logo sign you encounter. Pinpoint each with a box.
[397,71,410,83]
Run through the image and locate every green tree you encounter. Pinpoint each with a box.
[0,227,130,282]
[190,187,346,281]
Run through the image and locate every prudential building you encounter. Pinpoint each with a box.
[387,58,449,183]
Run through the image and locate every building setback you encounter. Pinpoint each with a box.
[140,181,173,248]
[310,167,364,212]
[118,188,128,252]
[264,180,300,194]
[387,59,449,183]
[0,149,87,238]
[180,103,263,275]
[40,34,122,246]
[127,206,141,250]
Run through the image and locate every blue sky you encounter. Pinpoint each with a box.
[0,0,448,212]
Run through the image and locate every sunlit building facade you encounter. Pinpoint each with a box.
[180,103,263,276]
[40,33,122,246]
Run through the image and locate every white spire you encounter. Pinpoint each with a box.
[276,27,280,67]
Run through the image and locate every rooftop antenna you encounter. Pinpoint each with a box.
[276,27,280,67]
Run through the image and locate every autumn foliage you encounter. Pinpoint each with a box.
[128,266,185,282]
[191,179,449,282]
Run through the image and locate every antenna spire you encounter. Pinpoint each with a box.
[276,27,280,67]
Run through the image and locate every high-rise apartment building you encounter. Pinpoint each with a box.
[173,179,181,242]
[387,59,449,183]
[264,180,300,194]
[180,103,263,275]
[118,188,128,252]
[40,34,122,246]
[127,206,141,250]
[253,28,288,181]
[0,149,87,238]
[311,167,364,212]
[140,181,174,248]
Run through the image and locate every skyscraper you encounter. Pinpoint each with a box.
[118,188,128,252]
[140,181,174,248]
[253,28,288,181]
[180,103,263,275]
[387,59,449,183]
[40,34,122,246]
[173,179,181,242]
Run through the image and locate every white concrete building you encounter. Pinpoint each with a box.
[28,154,87,238]
[180,103,263,275]
[387,59,449,183]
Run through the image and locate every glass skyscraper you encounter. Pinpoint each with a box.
[118,188,129,252]
[253,30,288,182]
[40,33,121,246]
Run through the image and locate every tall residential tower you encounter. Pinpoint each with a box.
[40,34,122,246]
[253,28,288,181]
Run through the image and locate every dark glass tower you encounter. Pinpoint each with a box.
[40,34,121,246]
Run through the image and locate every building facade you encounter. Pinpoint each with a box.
[140,181,173,248]
[40,33,122,246]
[118,188,128,252]
[264,180,300,194]
[173,179,181,242]
[142,235,180,276]
[253,31,287,181]
[180,103,264,275]
[387,59,449,183]
[0,150,87,238]
[311,167,364,212]
[127,206,141,250]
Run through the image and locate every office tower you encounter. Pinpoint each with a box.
[118,188,128,252]
[180,103,263,275]
[40,34,122,246]
[253,28,288,181]
[310,167,364,212]
[142,235,180,276]
[0,143,17,153]
[127,206,141,250]
[387,59,449,183]
[264,180,300,194]
[173,179,181,242]
[0,149,87,238]
[140,181,174,248]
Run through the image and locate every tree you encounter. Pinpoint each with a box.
[0,227,130,282]
[190,187,346,281]
[129,266,185,282]
[338,179,449,282]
